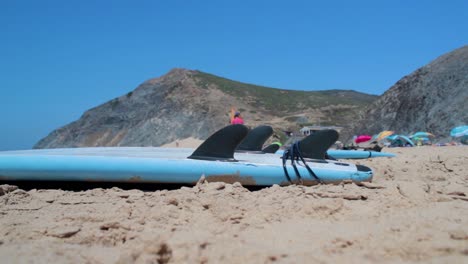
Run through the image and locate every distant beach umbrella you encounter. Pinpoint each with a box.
[355,135,372,144]
[450,125,468,138]
[413,136,431,142]
[376,131,395,141]
[410,132,434,138]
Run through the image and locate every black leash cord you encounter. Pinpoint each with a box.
[281,144,303,184]
[290,142,303,184]
[281,141,322,184]
[294,142,322,183]
[282,149,293,183]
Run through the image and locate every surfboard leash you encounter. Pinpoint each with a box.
[281,147,294,183]
[281,141,322,185]
[294,142,322,184]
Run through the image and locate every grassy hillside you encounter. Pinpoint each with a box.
[194,71,377,115]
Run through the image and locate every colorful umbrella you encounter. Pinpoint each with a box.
[376,131,395,141]
[450,125,468,138]
[410,131,434,138]
[355,135,372,144]
[413,136,431,142]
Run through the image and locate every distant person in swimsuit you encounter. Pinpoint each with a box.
[231,112,244,125]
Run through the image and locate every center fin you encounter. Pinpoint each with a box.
[188,125,249,161]
[262,142,282,153]
[298,129,339,159]
[236,125,273,152]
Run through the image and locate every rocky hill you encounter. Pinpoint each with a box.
[34,69,377,148]
[348,45,468,140]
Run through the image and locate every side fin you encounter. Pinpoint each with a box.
[188,125,249,161]
[262,142,281,153]
[236,125,273,152]
[298,130,339,159]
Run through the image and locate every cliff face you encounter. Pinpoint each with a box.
[35,69,232,148]
[348,46,468,140]
[34,69,377,148]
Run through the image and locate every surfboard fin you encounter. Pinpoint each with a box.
[188,125,249,161]
[262,142,281,153]
[298,130,339,159]
[236,125,273,152]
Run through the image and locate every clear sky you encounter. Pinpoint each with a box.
[1,0,467,150]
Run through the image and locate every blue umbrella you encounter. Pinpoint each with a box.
[410,131,434,138]
[450,125,468,137]
[413,136,431,142]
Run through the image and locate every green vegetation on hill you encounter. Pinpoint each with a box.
[194,71,377,115]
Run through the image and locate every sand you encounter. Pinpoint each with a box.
[160,138,203,148]
[0,146,467,263]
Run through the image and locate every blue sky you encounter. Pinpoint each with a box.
[1,0,467,150]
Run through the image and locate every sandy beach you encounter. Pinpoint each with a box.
[0,146,467,263]
[160,138,204,148]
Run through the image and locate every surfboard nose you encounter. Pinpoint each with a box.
[355,164,373,182]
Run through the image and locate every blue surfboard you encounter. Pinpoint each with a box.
[275,149,396,159]
[0,149,372,186]
[0,126,373,186]
[326,149,395,159]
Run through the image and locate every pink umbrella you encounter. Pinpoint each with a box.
[355,135,372,144]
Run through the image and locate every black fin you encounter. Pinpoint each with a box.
[236,125,273,152]
[262,143,281,153]
[188,125,249,161]
[298,129,339,159]
[356,164,372,172]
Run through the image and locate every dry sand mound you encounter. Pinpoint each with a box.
[0,146,467,263]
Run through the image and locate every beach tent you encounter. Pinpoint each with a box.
[450,125,468,138]
[461,135,468,145]
[390,135,415,147]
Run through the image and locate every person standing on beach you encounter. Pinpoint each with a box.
[231,112,244,125]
